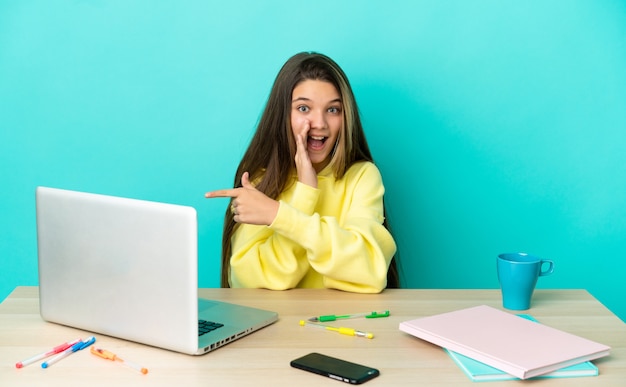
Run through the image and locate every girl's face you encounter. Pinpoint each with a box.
[291,79,343,172]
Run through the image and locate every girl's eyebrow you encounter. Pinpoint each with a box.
[292,97,342,104]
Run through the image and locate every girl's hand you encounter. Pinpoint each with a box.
[205,172,279,225]
[295,120,318,188]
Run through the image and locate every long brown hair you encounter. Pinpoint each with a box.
[220,52,399,288]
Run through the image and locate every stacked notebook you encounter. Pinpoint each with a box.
[445,313,599,381]
[445,349,598,381]
[399,305,610,380]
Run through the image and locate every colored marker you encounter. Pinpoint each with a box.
[308,310,390,322]
[90,347,148,374]
[15,339,81,368]
[41,336,96,368]
[299,320,374,339]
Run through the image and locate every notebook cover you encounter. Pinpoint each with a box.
[399,305,610,379]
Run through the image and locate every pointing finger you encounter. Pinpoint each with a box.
[205,188,238,198]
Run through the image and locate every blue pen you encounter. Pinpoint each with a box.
[41,336,96,369]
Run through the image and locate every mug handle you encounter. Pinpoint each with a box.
[539,259,554,276]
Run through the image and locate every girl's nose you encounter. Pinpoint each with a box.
[308,110,327,129]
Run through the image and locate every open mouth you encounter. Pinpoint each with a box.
[307,135,327,151]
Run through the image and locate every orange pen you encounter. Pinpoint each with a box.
[90,347,148,374]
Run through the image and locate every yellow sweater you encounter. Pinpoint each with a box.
[229,161,397,293]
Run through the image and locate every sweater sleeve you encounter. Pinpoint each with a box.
[228,181,320,290]
[229,162,397,293]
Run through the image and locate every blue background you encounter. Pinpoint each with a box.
[1,1,625,322]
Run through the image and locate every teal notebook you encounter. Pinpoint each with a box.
[446,314,598,382]
[446,349,598,382]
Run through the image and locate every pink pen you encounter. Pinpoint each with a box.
[16,339,81,368]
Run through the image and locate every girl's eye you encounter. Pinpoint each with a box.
[328,106,341,114]
[297,105,309,113]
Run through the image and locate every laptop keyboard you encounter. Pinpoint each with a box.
[198,320,224,337]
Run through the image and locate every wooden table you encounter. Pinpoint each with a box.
[1,287,624,386]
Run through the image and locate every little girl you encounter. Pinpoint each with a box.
[206,52,398,293]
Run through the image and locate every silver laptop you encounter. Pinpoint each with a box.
[36,186,278,355]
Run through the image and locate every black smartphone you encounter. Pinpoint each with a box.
[290,352,380,384]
